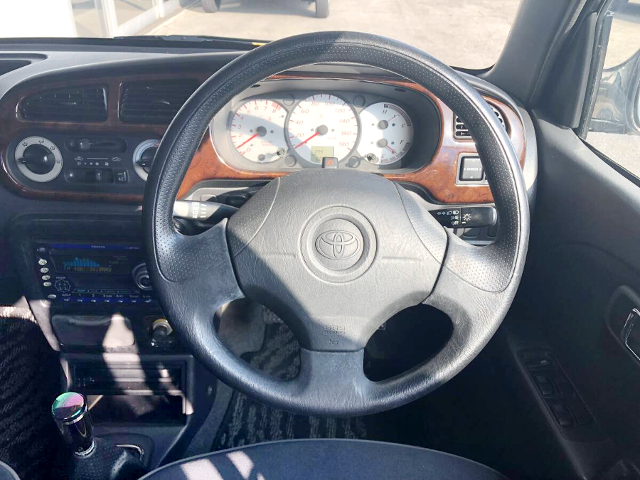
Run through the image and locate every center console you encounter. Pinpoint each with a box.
[10,213,217,468]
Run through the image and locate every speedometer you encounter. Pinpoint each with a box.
[288,94,359,164]
[358,102,413,165]
[230,99,287,163]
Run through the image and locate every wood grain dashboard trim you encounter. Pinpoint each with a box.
[179,72,526,203]
[0,71,525,205]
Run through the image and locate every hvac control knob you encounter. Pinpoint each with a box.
[132,263,153,291]
[139,147,157,173]
[19,144,56,174]
[133,139,160,181]
[14,136,63,182]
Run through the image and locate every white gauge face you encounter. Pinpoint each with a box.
[358,103,413,165]
[230,99,288,163]
[288,94,359,164]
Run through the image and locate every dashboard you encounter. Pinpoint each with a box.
[0,59,530,206]
[0,48,537,463]
[0,45,540,477]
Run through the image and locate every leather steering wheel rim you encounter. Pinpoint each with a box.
[144,31,530,416]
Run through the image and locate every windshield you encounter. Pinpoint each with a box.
[1,0,520,69]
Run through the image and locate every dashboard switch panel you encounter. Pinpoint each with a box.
[7,132,151,195]
[459,155,484,181]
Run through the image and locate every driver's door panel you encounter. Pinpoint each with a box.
[516,113,640,477]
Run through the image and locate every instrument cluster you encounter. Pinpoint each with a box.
[209,80,441,173]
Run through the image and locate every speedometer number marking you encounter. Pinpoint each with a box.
[230,99,287,163]
[288,94,359,164]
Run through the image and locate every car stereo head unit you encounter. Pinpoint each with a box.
[34,242,154,306]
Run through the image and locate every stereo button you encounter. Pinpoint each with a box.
[42,275,51,281]
[40,267,49,273]
[54,279,71,293]
[43,282,52,287]
[38,258,48,266]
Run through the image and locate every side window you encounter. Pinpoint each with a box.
[585,0,640,178]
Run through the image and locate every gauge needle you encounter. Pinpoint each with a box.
[386,145,396,154]
[237,133,258,149]
[295,132,319,149]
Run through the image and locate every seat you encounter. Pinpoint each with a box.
[142,439,507,480]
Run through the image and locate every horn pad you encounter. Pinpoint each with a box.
[300,207,377,283]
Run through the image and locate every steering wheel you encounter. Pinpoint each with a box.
[144,32,529,416]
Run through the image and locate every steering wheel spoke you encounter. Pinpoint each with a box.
[291,348,370,414]
[146,220,245,352]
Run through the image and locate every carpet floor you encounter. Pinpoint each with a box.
[211,319,428,451]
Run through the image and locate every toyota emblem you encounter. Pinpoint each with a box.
[315,230,361,260]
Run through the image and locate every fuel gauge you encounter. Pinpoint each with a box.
[359,103,413,165]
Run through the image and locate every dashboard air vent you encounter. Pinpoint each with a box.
[454,105,506,139]
[119,79,200,124]
[20,85,108,122]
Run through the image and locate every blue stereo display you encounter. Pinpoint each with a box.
[35,242,154,305]
[63,257,101,269]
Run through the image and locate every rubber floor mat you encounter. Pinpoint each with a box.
[211,316,428,450]
[0,316,66,480]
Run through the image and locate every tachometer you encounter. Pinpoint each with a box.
[230,99,287,163]
[288,94,359,164]
[358,103,413,165]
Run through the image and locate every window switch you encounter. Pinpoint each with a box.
[535,374,549,383]
[568,401,594,426]
[459,156,483,181]
[534,374,555,397]
[551,403,574,427]
[553,375,576,397]
[539,382,555,396]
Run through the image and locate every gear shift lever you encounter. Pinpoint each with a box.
[52,392,146,480]
[52,392,94,455]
